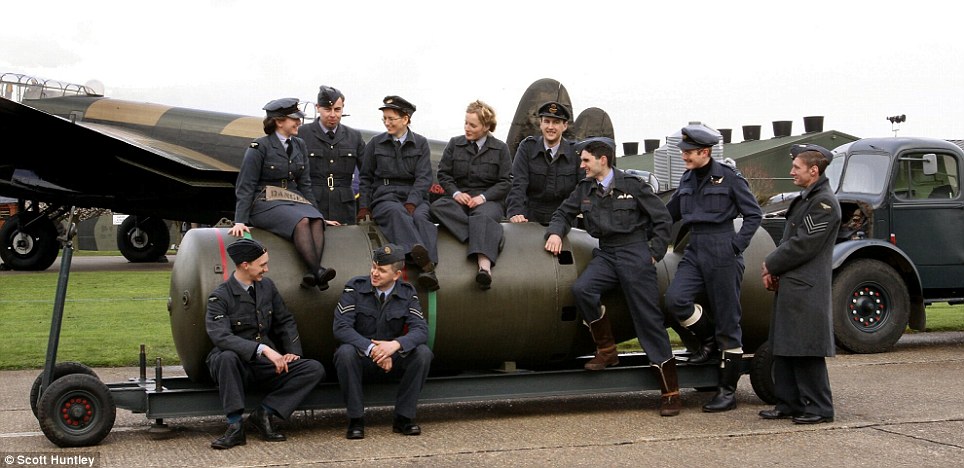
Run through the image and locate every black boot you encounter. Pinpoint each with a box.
[683,305,718,365]
[702,351,742,412]
[211,421,246,449]
[248,407,286,441]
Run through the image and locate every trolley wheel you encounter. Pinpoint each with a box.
[37,373,115,447]
[749,340,777,405]
[30,362,98,418]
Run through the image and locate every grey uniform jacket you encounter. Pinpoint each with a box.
[765,175,841,357]
[436,135,512,202]
[358,131,433,210]
[299,120,365,223]
[205,276,303,361]
[332,276,428,355]
[506,136,580,223]
[234,135,317,224]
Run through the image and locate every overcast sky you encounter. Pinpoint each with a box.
[2,0,960,153]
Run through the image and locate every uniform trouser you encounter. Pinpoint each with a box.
[333,343,434,419]
[665,232,745,350]
[373,201,439,263]
[313,185,357,225]
[430,198,504,265]
[571,242,673,364]
[773,355,834,418]
[207,349,325,420]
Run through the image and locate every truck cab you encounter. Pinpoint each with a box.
[823,137,964,352]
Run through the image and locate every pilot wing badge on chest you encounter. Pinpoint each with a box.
[616,193,634,199]
[711,176,724,185]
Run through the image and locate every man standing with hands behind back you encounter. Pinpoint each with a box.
[760,144,841,424]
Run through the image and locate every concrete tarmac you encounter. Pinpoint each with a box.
[2,332,963,467]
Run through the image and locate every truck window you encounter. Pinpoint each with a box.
[840,153,890,195]
[893,153,959,200]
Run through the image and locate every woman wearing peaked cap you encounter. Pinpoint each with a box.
[357,95,440,291]
[230,98,337,291]
[430,100,511,290]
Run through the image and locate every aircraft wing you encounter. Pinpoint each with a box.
[0,97,236,223]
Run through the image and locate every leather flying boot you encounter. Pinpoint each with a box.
[210,421,246,449]
[652,358,681,417]
[702,351,742,412]
[248,407,286,441]
[584,308,619,371]
[682,304,718,365]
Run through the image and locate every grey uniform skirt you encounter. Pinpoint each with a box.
[249,199,324,239]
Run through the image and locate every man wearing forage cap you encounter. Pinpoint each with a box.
[332,243,433,439]
[205,238,324,449]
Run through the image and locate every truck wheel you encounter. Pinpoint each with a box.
[0,213,60,271]
[749,340,777,405]
[37,373,115,447]
[29,362,99,419]
[833,259,910,353]
[117,216,170,263]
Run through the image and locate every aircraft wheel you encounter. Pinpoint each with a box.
[30,362,98,419]
[832,259,910,354]
[0,213,60,271]
[117,216,170,263]
[37,373,115,447]
[749,340,777,405]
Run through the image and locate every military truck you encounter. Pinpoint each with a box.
[762,137,964,353]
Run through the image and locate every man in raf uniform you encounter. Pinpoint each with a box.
[664,123,762,413]
[545,138,680,416]
[333,243,434,439]
[760,144,840,424]
[299,85,366,225]
[205,238,324,449]
[506,101,580,225]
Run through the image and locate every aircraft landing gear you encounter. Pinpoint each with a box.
[116,216,170,263]
[0,212,60,271]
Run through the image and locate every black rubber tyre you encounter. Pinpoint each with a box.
[832,259,910,354]
[0,213,59,271]
[116,216,170,263]
[29,362,99,419]
[749,340,777,405]
[37,373,115,447]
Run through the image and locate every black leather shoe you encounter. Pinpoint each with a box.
[792,413,833,424]
[346,418,365,440]
[410,244,434,272]
[418,270,440,292]
[759,409,798,420]
[475,269,492,290]
[315,267,336,291]
[300,272,317,289]
[392,415,421,436]
[211,422,246,449]
[248,407,286,441]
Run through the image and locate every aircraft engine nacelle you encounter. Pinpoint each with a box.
[169,222,775,382]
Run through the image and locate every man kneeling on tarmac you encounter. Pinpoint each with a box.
[205,238,325,449]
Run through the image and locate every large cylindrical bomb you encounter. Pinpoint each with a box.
[169,221,775,382]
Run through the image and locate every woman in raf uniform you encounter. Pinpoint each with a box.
[229,98,336,291]
[430,100,511,289]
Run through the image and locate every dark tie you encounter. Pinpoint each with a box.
[326,130,335,140]
[472,141,480,154]
[378,292,386,305]
[247,285,256,302]
[546,148,552,159]
[285,138,293,156]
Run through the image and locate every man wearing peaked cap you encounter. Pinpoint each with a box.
[760,141,840,424]
[358,94,440,291]
[506,100,579,224]
[300,84,367,225]
[205,237,324,449]
[665,122,762,413]
[332,243,433,439]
